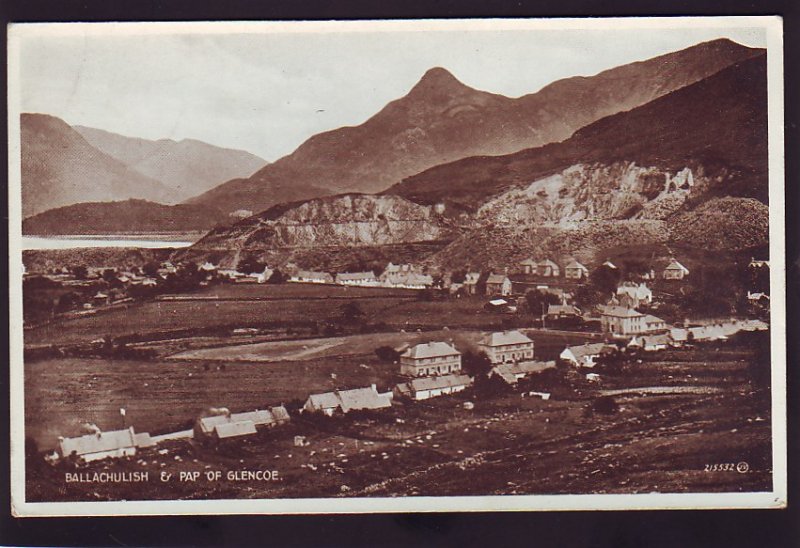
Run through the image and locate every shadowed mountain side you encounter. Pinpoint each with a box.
[21,114,179,218]
[188,39,761,215]
[74,125,268,201]
[22,199,228,235]
[388,53,768,213]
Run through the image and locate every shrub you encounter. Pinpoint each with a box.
[591,396,619,415]
[374,346,400,363]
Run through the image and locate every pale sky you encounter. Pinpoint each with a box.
[14,22,767,161]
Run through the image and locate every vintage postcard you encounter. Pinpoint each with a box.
[8,17,786,516]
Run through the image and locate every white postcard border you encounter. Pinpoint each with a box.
[8,15,786,517]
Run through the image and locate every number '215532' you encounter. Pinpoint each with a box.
[704,462,749,473]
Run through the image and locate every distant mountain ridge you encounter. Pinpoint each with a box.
[73,126,267,201]
[21,113,179,218]
[388,53,768,212]
[183,52,769,270]
[22,199,228,235]
[188,38,762,216]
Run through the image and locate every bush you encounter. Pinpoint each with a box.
[375,346,400,363]
[461,351,492,378]
[592,396,619,415]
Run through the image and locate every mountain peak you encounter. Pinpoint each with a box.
[409,67,471,95]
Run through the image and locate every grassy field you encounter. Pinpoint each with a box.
[193,283,420,300]
[24,281,525,347]
[24,295,413,346]
[26,344,771,501]
[25,328,595,451]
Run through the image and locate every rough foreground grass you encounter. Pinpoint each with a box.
[26,345,771,502]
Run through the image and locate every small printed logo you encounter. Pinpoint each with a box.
[736,461,750,474]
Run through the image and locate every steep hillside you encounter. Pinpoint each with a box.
[22,199,228,235]
[20,114,179,217]
[668,197,769,251]
[389,53,768,213]
[74,126,267,201]
[182,194,451,267]
[189,39,760,215]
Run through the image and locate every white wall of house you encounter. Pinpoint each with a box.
[83,447,136,463]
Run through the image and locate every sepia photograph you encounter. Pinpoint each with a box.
[7,16,786,516]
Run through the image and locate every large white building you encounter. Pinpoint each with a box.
[477,330,535,364]
[400,341,462,377]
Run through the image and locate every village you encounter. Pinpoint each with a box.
[24,251,770,495]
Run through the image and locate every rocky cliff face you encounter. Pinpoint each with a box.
[186,194,448,266]
[477,162,707,224]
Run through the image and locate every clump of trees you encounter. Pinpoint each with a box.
[374,346,400,363]
[524,289,560,317]
[461,351,492,378]
[575,264,622,308]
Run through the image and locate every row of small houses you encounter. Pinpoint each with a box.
[518,258,690,281]
[56,319,767,464]
[288,257,692,297]
[53,330,546,462]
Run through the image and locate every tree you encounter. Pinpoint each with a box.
[142,261,160,278]
[339,301,365,324]
[238,256,265,275]
[525,289,560,317]
[593,347,632,375]
[461,351,492,378]
[70,265,88,279]
[588,264,622,297]
[374,346,400,363]
[592,396,619,415]
[267,269,286,284]
[101,268,118,283]
[450,270,467,284]
[620,259,650,278]
[56,291,81,312]
[575,264,622,308]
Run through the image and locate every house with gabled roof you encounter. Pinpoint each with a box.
[335,271,379,287]
[537,259,560,277]
[600,306,645,336]
[194,406,291,439]
[628,333,671,352]
[394,374,472,401]
[560,343,616,368]
[643,314,668,333]
[214,421,258,439]
[58,426,152,463]
[564,260,589,280]
[303,385,393,415]
[491,360,556,385]
[381,269,433,289]
[519,258,538,275]
[662,258,690,280]
[546,304,582,320]
[291,270,334,284]
[616,282,653,305]
[485,273,512,296]
[400,341,462,377]
[462,272,481,295]
[478,330,534,364]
